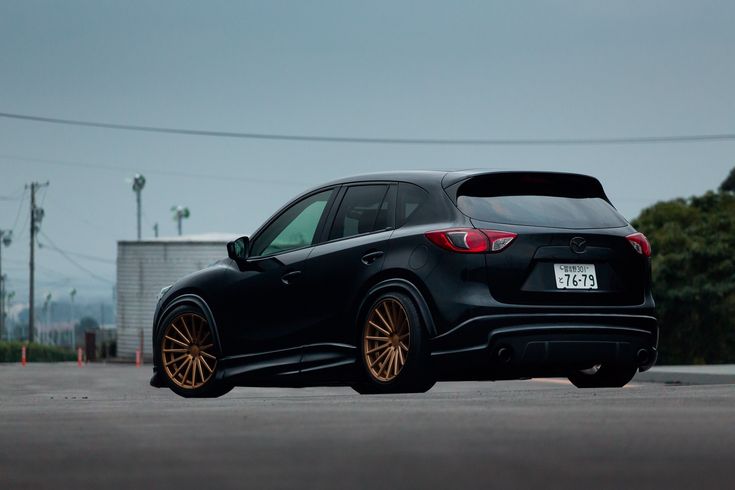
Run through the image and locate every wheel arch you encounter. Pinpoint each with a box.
[353,272,439,338]
[153,292,223,366]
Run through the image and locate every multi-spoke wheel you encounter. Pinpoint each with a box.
[364,298,410,382]
[162,312,216,389]
[157,305,232,398]
[353,292,435,394]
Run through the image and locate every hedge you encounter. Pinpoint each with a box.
[0,341,76,362]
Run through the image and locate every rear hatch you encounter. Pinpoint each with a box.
[448,172,647,306]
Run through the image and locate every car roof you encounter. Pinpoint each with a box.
[318,169,508,188]
[316,168,600,189]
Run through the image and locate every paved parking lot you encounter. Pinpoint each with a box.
[1,363,734,489]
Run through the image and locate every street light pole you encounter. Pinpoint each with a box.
[69,288,77,349]
[0,274,5,341]
[171,206,190,236]
[43,292,51,345]
[4,291,14,341]
[132,174,146,241]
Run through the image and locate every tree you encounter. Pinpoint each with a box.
[720,166,735,193]
[632,191,735,364]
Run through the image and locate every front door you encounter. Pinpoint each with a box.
[227,188,337,375]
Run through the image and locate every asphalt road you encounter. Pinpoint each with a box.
[1,364,734,490]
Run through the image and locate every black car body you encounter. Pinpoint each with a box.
[151,170,657,396]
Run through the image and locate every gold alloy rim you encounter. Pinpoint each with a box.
[363,298,410,382]
[162,313,216,389]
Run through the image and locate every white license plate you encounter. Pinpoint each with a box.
[554,264,598,290]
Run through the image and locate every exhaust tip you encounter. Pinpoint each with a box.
[497,346,513,364]
[636,348,650,365]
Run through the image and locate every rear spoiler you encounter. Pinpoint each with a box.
[442,171,612,204]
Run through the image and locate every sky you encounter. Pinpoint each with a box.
[1,0,734,303]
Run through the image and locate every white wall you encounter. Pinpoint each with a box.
[116,240,230,361]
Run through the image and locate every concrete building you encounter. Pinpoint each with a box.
[116,233,238,361]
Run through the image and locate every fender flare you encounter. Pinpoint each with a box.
[154,293,223,359]
[357,278,438,338]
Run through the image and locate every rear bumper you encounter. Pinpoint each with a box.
[430,313,658,380]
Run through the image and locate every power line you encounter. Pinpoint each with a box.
[38,231,113,284]
[0,154,307,186]
[9,188,27,233]
[1,110,735,146]
[39,242,115,265]
[0,188,25,201]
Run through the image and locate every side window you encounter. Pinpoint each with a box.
[328,185,390,240]
[396,182,429,227]
[250,189,334,257]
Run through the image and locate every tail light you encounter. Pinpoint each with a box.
[626,232,651,257]
[482,230,518,252]
[425,228,517,253]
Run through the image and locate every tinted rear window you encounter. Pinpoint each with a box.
[329,184,390,240]
[396,183,429,227]
[455,173,627,229]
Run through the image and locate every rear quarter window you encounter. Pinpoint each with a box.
[396,183,430,227]
[455,173,627,229]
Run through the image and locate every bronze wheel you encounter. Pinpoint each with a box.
[363,298,410,382]
[161,312,217,390]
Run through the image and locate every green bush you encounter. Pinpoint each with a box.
[632,191,735,364]
[0,341,76,362]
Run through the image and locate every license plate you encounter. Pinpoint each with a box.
[554,264,598,290]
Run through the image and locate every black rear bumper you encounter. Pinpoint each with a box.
[430,313,658,380]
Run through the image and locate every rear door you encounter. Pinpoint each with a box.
[450,173,647,306]
[299,183,396,373]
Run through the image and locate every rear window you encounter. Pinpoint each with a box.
[455,173,627,229]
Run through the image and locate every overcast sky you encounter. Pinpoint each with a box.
[1,0,734,302]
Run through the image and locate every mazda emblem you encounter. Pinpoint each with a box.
[570,237,587,254]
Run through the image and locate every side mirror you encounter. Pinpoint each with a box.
[227,236,249,261]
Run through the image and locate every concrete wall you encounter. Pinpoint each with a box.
[116,239,231,361]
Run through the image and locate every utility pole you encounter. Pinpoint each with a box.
[0,229,11,340]
[27,181,49,343]
[171,206,190,236]
[132,174,146,240]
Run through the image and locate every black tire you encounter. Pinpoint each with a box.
[568,364,638,388]
[352,292,436,394]
[156,304,233,398]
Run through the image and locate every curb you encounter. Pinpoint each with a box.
[635,365,735,385]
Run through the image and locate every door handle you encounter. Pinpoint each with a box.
[281,270,302,285]
[361,250,384,265]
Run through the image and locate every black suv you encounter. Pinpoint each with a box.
[151,170,657,397]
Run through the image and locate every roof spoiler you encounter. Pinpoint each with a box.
[443,171,612,204]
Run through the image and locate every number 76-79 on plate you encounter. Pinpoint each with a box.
[554,263,598,290]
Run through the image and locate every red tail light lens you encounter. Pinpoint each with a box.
[626,232,651,257]
[425,228,488,253]
[425,228,516,253]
